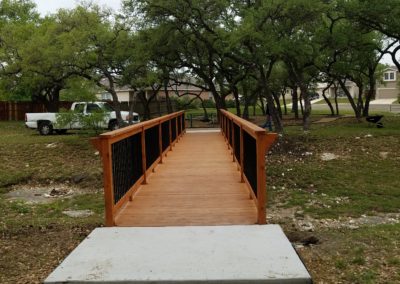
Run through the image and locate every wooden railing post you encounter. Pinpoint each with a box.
[256,134,267,224]
[226,118,230,149]
[141,127,147,184]
[239,125,244,183]
[169,119,172,151]
[232,121,235,162]
[101,138,115,226]
[175,116,179,143]
[159,121,163,164]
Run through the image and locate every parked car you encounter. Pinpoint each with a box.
[25,102,140,135]
[308,92,320,100]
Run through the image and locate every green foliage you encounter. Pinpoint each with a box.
[60,78,99,102]
[1,0,400,125]
[55,109,80,129]
[225,100,235,108]
[202,99,216,108]
[55,108,106,133]
[174,97,199,110]
[79,111,106,133]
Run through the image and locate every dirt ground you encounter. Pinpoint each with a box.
[1,116,399,283]
[0,224,99,284]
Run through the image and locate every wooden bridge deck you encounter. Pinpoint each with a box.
[115,130,257,226]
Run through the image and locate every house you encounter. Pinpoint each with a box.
[315,81,359,98]
[314,66,400,101]
[376,66,399,100]
[97,81,214,103]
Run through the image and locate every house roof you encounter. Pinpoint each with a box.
[383,66,398,72]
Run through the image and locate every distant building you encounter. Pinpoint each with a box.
[315,81,359,98]
[97,81,214,102]
[376,66,399,100]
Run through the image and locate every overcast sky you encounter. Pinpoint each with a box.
[33,0,123,16]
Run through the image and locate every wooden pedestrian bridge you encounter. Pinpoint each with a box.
[91,110,278,227]
[45,111,313,284]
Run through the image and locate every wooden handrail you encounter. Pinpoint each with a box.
[91,111,186,226]
[219,109,277,224]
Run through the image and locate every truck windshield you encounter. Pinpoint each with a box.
[100,103,114,112]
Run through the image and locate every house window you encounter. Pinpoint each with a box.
[383,71,396,81]
[101,93,112,100]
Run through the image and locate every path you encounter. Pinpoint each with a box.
[115,130,257,226]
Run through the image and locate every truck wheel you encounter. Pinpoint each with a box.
[38,121,53,135]
[55,129,67,135]
[109,120,119,131]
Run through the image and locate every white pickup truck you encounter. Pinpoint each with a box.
[25,102,140,135]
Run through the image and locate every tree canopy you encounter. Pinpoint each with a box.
[0,0,398,129]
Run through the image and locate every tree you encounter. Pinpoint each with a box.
[273,0,328,130]
[53,5,135,125]
[123,0,244,114]
[60,77,99,102]
[343,0,400,71]
[318,3,387,118]
[0,0,38,101]
[1,7,94,111]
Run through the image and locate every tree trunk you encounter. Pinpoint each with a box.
[266,90,283,132]
[356,83,364,116]
[45,85,62,112]
[137,90,151,120]
[292,87,299,119]
[333,82,339,115]
[259,94,266,115]
[242,86,250,119]
[243,102,249,119]
[103,73,124,126]
[128,91,136,125]
[337,79,361,120]
[322,83,334,116]
[109,88,124,126]
[272,91,282,119]
[214,92,226,111]
[282,90,287,115]
[363,68,376,117]
[299,93,304,116]
[300,84,311,131]
[389,46,400,72]
[164,79,173,114]
[232,87,241,117]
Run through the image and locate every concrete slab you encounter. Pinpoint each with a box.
[45,225,311,283]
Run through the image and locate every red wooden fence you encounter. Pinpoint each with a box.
[0,101,73,121]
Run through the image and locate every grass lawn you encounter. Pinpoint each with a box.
[267,115,400,282]
[0,123,104,283]
[315,98,350,104]
[0,116,399,283]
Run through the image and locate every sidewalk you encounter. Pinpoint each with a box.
[369,99,398,105]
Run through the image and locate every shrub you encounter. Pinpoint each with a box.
[174,97,200,110]
[202,99,216,108]
[225,99,236,108]
[55,108,107,134]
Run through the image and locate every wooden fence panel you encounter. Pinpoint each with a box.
[0,101,173,121]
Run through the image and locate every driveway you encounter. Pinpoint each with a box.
[370,99,397,105]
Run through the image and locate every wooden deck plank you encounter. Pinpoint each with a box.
[115,131,257,226]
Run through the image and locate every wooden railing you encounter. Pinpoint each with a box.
[219,110,277,224]
[91,111,185,226]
